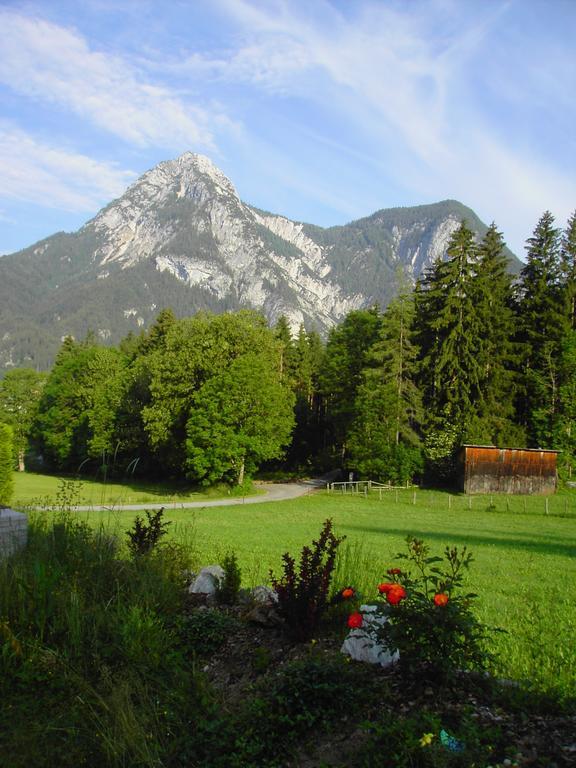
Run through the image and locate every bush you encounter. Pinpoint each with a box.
[368,537,493,683]
[126,508,170,557]
[216,552,242,605]
[270,518,344,641]
[0,423,14,506]
[174,609,239,657]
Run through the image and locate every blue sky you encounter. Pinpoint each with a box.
[0,0,575,258]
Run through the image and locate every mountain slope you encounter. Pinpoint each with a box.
[0,152,519,373]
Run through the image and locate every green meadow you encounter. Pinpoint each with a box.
[19,481,575,703]
[11,471,257,506]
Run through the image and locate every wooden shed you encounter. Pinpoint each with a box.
[458,445,559,495]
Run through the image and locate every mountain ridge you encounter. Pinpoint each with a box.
[0,152,519,374]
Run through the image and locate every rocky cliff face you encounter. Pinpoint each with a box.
[83,152,364,331]
[0,152,517,373]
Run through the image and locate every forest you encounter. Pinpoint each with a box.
[1,209,575,487]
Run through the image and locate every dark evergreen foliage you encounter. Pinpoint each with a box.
[517,211,565,446]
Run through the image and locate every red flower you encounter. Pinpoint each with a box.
[434,592,449,607]
[387,568,402,576]
[386,585,407,605]
[347,612,363,629]
[341,587,355,599]
[378,582,394,594]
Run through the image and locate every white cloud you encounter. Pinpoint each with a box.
[0,126,135,211]
[0,10,226,150]
[202,0,576,251]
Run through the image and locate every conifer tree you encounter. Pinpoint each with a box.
[472,224,522,444]
[415,221,482,437]
[561,210,576,330]
[348,291,423,483]
[273,316,296,382]
[554,330,576,479]
[517,211,565,446]
[319,307,382,463]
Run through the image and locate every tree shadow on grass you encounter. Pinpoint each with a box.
[339,523,576,560]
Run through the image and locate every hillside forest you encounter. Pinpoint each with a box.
[1,210,575,487]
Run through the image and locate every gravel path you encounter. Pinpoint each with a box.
[68,476,331,512]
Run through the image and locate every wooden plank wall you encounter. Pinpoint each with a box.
[461,446,557,495]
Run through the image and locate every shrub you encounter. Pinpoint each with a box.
[270,518,344,641]
[126,508,170,557]
[369,537,493,683]
[175,609,239,657]
[0,423,14,506]
[216,552,242,605]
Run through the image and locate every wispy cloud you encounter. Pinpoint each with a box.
[190,0,576,248]
[0,9,229,150]
[0,125,135,210]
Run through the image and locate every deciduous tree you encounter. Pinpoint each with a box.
[186,352,294,485]
[0,368,46,471]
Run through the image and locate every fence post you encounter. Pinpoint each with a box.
[545,498,549,515]
[448,495,451,510]
[413,490,416,505]
[379,488,382,501]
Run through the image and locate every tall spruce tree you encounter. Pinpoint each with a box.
[348,291,423,483]
[517,211,565,446]
[415,221,482,436]
[319,307,382,463]
[554,330,576,479]
[561,210,576,330]
[471,224,522,444]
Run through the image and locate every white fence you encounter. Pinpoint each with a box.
[327,480,415,497]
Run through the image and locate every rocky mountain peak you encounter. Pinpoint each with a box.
[0,154,520,374]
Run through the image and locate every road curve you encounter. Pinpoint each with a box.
[69,476,332,513]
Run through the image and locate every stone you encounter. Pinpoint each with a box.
[0,508,28,560]
[188,565,225,597]
[340,604,399,668]
[250,585,278,605]
[245,604,283,628]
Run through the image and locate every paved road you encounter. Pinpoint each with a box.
[70,476,332,512]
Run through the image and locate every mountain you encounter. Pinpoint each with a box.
[0,152,519,373]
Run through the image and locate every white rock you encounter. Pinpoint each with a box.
[341,604,399,668]
[250,585,278,604]
[188,565,225,595]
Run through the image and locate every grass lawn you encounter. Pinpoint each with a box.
[11,471,257,506]
[76,486,576,703]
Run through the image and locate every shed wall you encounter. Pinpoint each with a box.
[461,447,557,495]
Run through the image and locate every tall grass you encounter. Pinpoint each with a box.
[0,510,201,768]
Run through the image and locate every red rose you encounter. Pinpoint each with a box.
[434,592,449,607]
[387,568,402,576]
[341,587,355,599]
[378,582,394,594]
[347,612,363,629]
[386,585,407,605]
